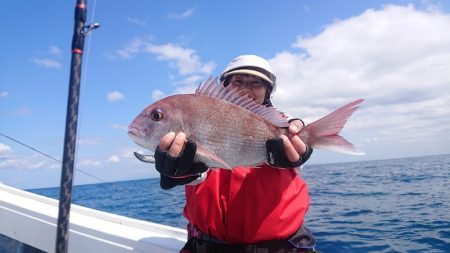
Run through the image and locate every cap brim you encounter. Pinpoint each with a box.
[223,69,273,85]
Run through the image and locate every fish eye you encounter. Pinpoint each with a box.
[150,108,163,121]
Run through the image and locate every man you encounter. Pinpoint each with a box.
[155,55,316,253]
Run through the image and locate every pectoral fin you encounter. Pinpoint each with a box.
[196,145,231,169]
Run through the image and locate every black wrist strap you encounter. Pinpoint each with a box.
[160,174,199,190]
[266,138,313,168]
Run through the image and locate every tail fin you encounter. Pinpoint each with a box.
[303,99,365,155]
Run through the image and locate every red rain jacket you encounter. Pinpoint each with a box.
[183,164,310,244]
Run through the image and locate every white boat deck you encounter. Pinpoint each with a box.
[0,183,187,253]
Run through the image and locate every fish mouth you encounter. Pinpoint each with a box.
[127,130,138,138]
[127,126,157,154]
[128,131,146,146]
[127,130,142,143]
[127,124,145,138]
[127,127,148,147]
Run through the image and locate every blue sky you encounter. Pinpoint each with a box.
[1,0,449,189]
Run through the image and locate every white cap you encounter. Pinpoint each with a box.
[220,55,276,87]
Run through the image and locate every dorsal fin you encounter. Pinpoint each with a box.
[195,77,289,127]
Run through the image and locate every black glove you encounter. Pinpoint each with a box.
[159,174,200,190]
[155,139,208,190]
[266,138,313,168]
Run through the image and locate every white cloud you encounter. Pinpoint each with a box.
[116,36,149,59]
[127,16,146,26]
[49,46,62,56]
[0,91,9,98]
[151,89,165,100]
[270,5,450,156]
[111,124,128,131]
[30,58,62,69]
[167,8,195,20]
[114,37,215,76]
[173,82,199,95]
[421,0,443,12]
[78,138,103,145]
[0,143,12,154]
[145,43,215,76]
[0,153,56,171]
[112,37,215,91]
[107,155,120,163]
[77,159,101,167]
[107,91,125,102]
[119,147,138,159]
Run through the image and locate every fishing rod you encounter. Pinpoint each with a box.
[55,1,99,252]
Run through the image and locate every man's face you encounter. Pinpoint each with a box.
[229,74,267,104]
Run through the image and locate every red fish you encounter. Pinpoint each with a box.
[128,78,364,168]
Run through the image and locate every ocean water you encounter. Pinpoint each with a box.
[30,154,450,253]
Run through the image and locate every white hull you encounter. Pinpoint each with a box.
[0,183,186,253]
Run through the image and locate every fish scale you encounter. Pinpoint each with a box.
[172,95,279,167]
